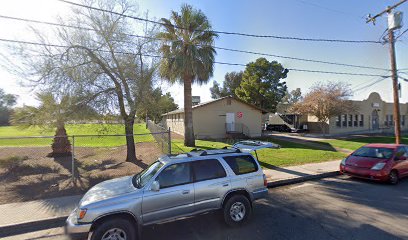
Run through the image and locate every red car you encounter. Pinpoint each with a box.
[340,143,408,184]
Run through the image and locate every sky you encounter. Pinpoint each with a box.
[0,0,408,108]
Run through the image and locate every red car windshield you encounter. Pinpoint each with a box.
[351,147,394,159]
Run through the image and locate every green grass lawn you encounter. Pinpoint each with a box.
[171,138,346,168]
[320,136,408,151]
[0,124,153,147]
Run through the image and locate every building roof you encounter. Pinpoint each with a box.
[162,96,268,116]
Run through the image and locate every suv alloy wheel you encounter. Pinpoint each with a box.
[91,218,137,240]
[223,195,252,227]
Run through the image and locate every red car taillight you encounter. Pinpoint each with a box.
[263,174,268,187]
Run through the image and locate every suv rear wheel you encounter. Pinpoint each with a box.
[91,218,137,240]
[223,195,252,227]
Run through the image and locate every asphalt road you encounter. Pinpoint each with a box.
[5,176,408,240]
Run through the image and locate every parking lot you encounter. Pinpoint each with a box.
[6,176,408,240]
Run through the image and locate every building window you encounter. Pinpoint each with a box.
[360,115,364,127]
[402,115,405,126]
[354,115,358,127]
[335,115,341,127]
[342,114,347,127]
[385,115,389,127]
[348,114,353,127]
[390,115,393,126]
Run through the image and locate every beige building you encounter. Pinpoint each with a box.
[162,96,267,139]
[274,92,408,135]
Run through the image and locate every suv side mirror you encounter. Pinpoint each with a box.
[396,156,407,161]
[151,181,160,191]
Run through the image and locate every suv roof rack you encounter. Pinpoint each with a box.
[195,147,241,156]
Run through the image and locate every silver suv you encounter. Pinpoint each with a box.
[66,141,278,240]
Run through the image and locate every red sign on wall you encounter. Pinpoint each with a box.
[237,111,243,118]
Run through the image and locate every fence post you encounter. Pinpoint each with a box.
[71,135,75,183]
[168,127,171,154]
[161,133,164,152]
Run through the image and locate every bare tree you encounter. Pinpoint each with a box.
[2,0,159,162]
[290,82,357,135]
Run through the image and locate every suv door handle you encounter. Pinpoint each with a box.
[182,190,190,194]
[222,183,229,187]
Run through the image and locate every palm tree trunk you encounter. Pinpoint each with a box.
[125,118,137,162]
[50,122,71,157]
[184,75,195,147]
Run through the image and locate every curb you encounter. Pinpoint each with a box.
[0,216,67,238]
[267,171,340,188]
[0,171,340,237]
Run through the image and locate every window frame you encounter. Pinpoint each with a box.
[223,154,259,176]
[335,115,341,128]
[342,114,347,127]
[359,114,364,127]
[192,159,227,183]
[155,162,193,189]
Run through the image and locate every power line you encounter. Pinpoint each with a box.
[55,0,382,44]
[0,37,389,78]
[0,14,389,71]
[353,76,390,93]
[214,46,388,71]
[286,68,387,77]
[396,28,408,40]
[294,0,364,20]
[352,75,388,89]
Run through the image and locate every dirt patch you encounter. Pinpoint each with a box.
[0,142,162,204]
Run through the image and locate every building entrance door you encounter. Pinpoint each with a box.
[226,113,235,132]
[372,110,379,130]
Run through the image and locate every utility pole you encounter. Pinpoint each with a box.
[367,0,406,144]
[389,28,402,144]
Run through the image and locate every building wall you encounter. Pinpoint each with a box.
[193,98,263,139]
[164,98,263,139]
[165,113,185,136]
[303,92,408,135]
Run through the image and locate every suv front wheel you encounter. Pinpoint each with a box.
[223,195,252,227]
[91,218,137,240]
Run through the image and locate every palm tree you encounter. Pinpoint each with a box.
[158,4,218,147]
[12,92,97,157]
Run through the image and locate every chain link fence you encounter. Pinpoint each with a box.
[0,128,170,204]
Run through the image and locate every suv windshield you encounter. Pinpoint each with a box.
[352,147,394,159]
[132,161,163,188]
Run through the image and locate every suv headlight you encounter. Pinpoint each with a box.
[371,163,386,170]
[340,158,347,166]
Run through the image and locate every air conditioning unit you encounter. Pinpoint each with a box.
[388,11,403,30]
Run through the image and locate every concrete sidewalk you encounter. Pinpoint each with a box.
[0,160,341,236]
[0,195,81,227]
[263,160,340,187]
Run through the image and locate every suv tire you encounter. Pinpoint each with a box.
[223,195,252,227]
[91,218,137,240]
